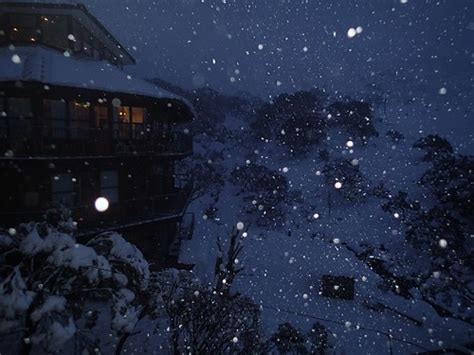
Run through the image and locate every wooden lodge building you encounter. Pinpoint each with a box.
[0,0,195,268]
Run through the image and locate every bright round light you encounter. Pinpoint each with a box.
[334,181,343,189]
[313,213,320,219]
[94,197,109,212]
[346,140,354,148]
[439,239,448,248]
[11,54,21,64]
[236,222,245,230]
[347,28,357,38]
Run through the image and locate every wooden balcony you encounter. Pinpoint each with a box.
[0,119,192,158]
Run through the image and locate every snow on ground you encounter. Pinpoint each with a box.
[180,96,472,353]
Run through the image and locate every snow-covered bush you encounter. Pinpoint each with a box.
[0,221,149,354]
[230,164,290,228]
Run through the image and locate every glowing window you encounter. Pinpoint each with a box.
[132,107,145,124]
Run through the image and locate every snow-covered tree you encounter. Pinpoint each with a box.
[328,100,378,143]
[323,158,367,201]
[270,322,307,354]
[231,164,290,228]
[307,322,330,355]
[251,91,327,154]
[0,215,149,354]
[214,227,245,297]
[156,269,265,354]
[414,135,473,219]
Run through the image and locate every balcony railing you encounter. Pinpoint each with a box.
[0,119,193,158]
[0,181,194,235]
[75,184,194,235]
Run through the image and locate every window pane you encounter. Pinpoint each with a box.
[82,28,94,56]
[41,15,68,49]
[51,119,67,138]
[9,14,37,27]
[9,28,39,42]
[44,100,67,138]
[94,106,108,128]
[71,20,82,52]
[118,106,130,123]
[70,101,90,121]
[93,47,100,60]
[100,170,118,188]
[100,170,118,203]
[70,101,90,138]
[113,106,129,139]
[83,41,92,56]
[8,14,39,42]
[132,107,145,124]
[7,97,33,137]
[7,98,33,117]
[52,174,73,192]
[0,24,5,44]
[52,174,75,206]
[44,99,66,119]
[101,188,118,203]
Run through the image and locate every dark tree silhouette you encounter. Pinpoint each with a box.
[251,91,327,154]
[328,100,378,142]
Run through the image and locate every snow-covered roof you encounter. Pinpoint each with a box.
[0,46,195,116]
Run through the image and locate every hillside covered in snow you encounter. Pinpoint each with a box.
[174,80,473,353]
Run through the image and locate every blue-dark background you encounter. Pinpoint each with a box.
[81,0,473,97]
[74,0,473,148]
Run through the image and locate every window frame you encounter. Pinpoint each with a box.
[100,170,119,204]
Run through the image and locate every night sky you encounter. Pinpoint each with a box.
[78,0,473,98]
